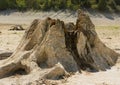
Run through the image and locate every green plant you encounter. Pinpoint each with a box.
[91,4,98,9]
[16,0,26,10]
[6,0,16,9]
[98,0,107,10]
[0,0,119,12]
[0,0,8,10]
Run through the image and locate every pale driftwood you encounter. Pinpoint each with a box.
[9,25,24,31]
[0,50,12,60]
[0,10,119,85]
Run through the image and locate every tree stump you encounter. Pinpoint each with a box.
[0,10,119,85]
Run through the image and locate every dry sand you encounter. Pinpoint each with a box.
[0,10,120,26]
[0,10,120,85]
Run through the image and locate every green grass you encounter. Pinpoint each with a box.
[96,26,120,30]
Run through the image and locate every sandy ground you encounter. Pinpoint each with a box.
[0,11,120,85]
[0,24,27,51]
[0,10,120,26]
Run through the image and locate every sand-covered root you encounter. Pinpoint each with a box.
[0,10,119,85]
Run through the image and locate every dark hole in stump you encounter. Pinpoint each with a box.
[11,68,27,75]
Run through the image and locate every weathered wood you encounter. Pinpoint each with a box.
[9,25,24,31]
[0,10,119,85]
[0,50,12,60]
